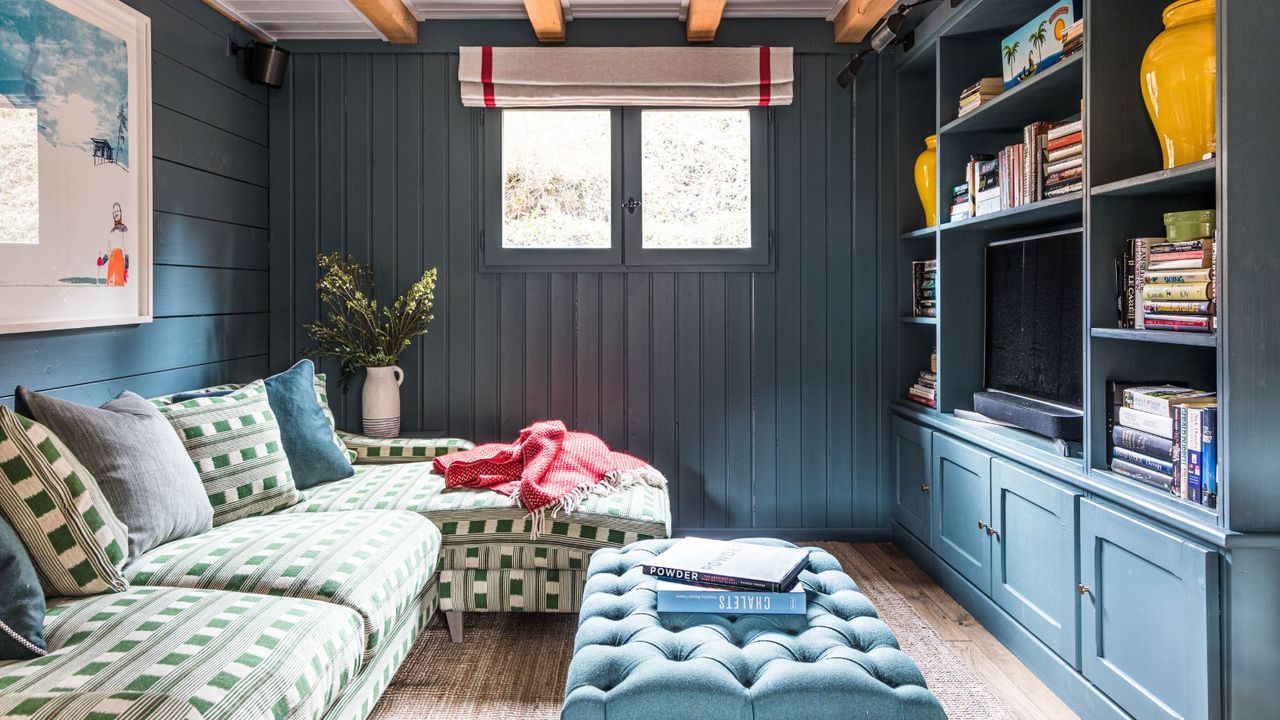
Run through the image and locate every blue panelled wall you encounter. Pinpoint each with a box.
[269,22,885,537]
[0,0,269,409]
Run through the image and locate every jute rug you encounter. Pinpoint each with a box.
[370,543,1015,720]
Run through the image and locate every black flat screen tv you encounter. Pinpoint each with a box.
[984,232,1083,409]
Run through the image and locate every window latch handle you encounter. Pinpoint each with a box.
[623,197,641,214]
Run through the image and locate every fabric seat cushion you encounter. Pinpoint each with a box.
[0,587,364,720]
[285,464,670,571]
[125,510,440,661]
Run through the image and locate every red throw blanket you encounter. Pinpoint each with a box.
[433,420,666,535]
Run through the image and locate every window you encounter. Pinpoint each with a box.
[483,107,771,270]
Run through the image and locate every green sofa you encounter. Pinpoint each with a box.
[0,429,670,720]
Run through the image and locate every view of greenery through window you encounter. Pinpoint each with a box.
[502,110,611,248]
[642,110,751,249]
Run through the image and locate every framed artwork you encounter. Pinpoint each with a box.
[0,0,152,334]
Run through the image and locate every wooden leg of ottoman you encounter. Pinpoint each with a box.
[445,611,464,643]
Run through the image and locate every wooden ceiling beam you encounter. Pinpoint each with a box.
[346,0,418,44]
[686,0,726,43]
[523,0,566,43]
[833,0,898,44]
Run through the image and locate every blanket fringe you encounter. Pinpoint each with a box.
[521,465,668,540]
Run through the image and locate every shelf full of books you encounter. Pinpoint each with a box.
[1116,210,1217,334]
[911,260,937,318]
[948,119,1083,223]
[1108,384,1217,510]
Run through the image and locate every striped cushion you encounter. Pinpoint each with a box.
[285,464,670,572]
[336,432,474,464]
[0,693,206,720]
[126,510,440,661]
[438,568,585,613]
[0,588,364,720]
[0,407,128,597]
[154,380,300,526]
[312,372,357,465]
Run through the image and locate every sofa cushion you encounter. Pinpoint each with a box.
[0,513,45,660]
[264,361,354,490]
[154,380,301,526]
[285,464,670,571]
[125,510,440,661]
[0,587,364,720]
[18,389,214,561]
[0,407,129,597]
[0,692,206,720]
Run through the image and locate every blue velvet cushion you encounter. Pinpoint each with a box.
[563,538,946,720]
[265,360,354,489]
[0,513,46,660]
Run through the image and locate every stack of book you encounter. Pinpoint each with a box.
[645,538,810,615]
[968,154,1000,215]
[912,259,937,317]
[1062,19,1084,60]
[1043,120,1083,198]
[907,348,939,409]
[1109,384,1218,508]
[1117,210,1217,333]
[957,78,1004,117]
[949,183,971,223]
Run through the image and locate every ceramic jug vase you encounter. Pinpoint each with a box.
[914,135,939,228]
[1140,0,1216,169]
[362,365,404,438]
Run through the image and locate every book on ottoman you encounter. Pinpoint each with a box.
[641,537,808,593]
[655,580,807,615]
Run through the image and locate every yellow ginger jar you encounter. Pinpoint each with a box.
[914,135,938,228]
[1140,0,1217,169]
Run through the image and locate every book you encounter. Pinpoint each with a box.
[1113,445,1174,475]
[1148,246,1213,270]
[909,386,936,400]
[1200,406,1217,508]
[1044,182,1083,198]
[1185,406,1203,503]
[1142,314,1214,332]
[1111,457,1174,492]
[1117,405,1174,439]
[1047,119,1083,141]
[1144,268,1212,284]
[905,394,937,409]
[1112,423,1175,461]
[1045,144,1083,163]
[1132,238,1154,329]
[1046,131,1083,151]
[1152,239,1210,253]
[1142,282,1213,301]
[642,538,809,593]
[1044,156,1084,175]
[1123,386,1216,417]
[655,581,807,615]
[1142,300,1214,315]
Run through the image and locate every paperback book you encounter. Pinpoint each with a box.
[655,581,807,615]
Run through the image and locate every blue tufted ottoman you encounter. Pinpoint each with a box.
[562,538,946,720]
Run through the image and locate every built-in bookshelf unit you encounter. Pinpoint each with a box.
[880,1,1280,718]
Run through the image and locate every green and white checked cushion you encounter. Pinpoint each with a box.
[335,432,473,464]
[0,588,364,720]
[285,464,670,571]
[126,510,440,662]
[437,568,585,613]
[153,380,301,526]
[0,407,128,597]
[311,373,357,465]
[0,692,206,720]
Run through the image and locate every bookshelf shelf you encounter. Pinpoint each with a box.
[1090,327,1217,347]
[940,54,1084,135]
[940,193,1082,234]
[1091,158,1217,198]
[1087,468,1220,525]
[900,315,938,325]
[899,226,937,241]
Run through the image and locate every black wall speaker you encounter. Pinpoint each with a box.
[246,44,289,89]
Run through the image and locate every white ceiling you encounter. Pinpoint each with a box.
[211,0,850,41]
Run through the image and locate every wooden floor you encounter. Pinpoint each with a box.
[860,542,1079,720]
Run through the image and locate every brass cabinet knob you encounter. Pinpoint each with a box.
[977,520,988,530]
[985,525,1000,539]
[1077,583,1092,595]
[920,484,931,492]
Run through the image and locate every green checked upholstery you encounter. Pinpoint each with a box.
[0,588,365,720]
[335,432,474,464]
[0,693,206,720]
[438,568,586,613]
[126,510,440,661]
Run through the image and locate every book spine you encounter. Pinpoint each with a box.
[1142,283,1212,301]
[641,566,777,593]
[1186,407,1203,504]
[1151,239,1209,253]
[655,589,806,615]
[1144,269,1212,284]
[1111,457,1174,493]
[1142,300,1214,314]
[1134,239,1149,329]
[1112,424,1175,460]
[1142,314,1213,332]
[1118,405,1174,439]
[1123,388,1175,416]
[1201,407,1217,508]
[1148,256,1213,270]
[1175,406,1187,498]
[1112,446,1174,475]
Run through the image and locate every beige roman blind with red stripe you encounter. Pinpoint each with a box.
[458,46,793,108]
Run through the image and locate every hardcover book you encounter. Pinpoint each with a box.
[1112,423,1175,461]
[1123,386,1216,417]
[642,538,809,593]
[655,581,807,615]
[1117,405,1174,439]
[1111,457,1174,492]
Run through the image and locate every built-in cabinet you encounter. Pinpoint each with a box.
[931,434,992,591]
[891,417,932,542]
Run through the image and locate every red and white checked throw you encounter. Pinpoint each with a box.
[433,420,667,537]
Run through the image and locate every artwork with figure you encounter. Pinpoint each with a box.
[0,0,150,333]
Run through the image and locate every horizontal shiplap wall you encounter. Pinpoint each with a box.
[0,0,270,408]
[270,39,884,536]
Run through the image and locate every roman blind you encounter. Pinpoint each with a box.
[458,46,794,108]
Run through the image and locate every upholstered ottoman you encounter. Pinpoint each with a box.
[563,538,945,720]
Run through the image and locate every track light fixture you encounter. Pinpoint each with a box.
[836,0,943,88]
[836,49,872,88]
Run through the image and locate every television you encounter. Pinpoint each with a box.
[977,231,1083,439]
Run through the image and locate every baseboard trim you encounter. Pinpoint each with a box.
[672,528,893,542]
[892,523,1129,720]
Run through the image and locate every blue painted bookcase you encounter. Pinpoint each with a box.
[878,0,1280,718]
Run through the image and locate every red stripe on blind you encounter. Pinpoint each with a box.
[758,47,771,106]
[481,46,496,107]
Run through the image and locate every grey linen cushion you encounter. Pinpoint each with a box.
[16,388,213,561]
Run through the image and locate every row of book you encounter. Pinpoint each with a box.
[947,119,1083,220]
[1116,210,1217,333]
[957,77,1003,118]
[911,259,937,318]
[1109,384,1217,508]
[644,538,809,615]
[906,348,939,409]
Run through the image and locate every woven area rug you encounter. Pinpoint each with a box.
[369,543,1015,720]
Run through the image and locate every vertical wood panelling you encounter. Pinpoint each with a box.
[271,39,883,535]
[1,0,269,409]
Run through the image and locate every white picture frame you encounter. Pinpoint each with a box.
[0,0,152,334]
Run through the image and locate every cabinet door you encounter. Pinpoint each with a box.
[931,434,992,592]
[990,459,1080,668]
[1079,499,1220,720]
[892,417,932,544]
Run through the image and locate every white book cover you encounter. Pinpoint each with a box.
[1118,405,1174,440]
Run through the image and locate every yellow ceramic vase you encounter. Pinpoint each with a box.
[913,135,938,228]
[1140,0,1217,169]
